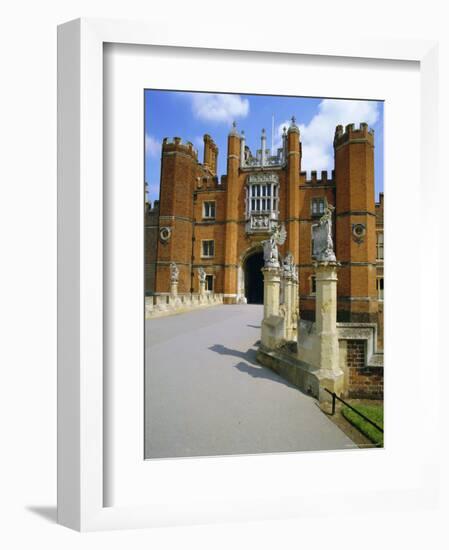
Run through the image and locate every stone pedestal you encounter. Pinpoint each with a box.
[262,267,280,318]
[261,266,284,349]
[170,280,178,298]
[314,261,344,400]
[169,281,182,307]
[291,278,299,340]
[199,281,206,303]
[282,273,295,341]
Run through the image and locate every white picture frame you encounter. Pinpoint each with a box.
[57,18,440,531]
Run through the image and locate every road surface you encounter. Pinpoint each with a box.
[145,304,356,458]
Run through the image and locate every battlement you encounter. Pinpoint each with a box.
[301,170,335,185]
[162,137,198,159]
[146,199,159,212]
[333,122,374,148]
[145,199,160,223]
[375,192,384,225]
[203,134,218,151]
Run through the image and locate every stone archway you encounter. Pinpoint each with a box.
[244,250,264,304]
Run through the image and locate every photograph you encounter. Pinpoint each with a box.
[0,0,444,540]
[144,90,384,459]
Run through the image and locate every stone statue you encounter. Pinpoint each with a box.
[291,263,299,283]
[170,262,179,283]
[311,204,337,262]
[263,235,277,267]
[263,223,287,268]
[198,266,206,283]
[282,251,294,276]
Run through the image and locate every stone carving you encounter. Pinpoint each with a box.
[170,262,179,283]
[288,115,299,133]
[282,251,298,281]
[311,204,337,263]
[159,226,171,243]
[251,215,269,229]
[247,214,278,234]
[273,223,287,246]
[291,263,299,283]
[352,223,366,244]
[263,236,279,267]
[198,267,206,283]
[229,120,239,137]
[263,223,287,268]
[282,252,294,277]
[246,173,279,184]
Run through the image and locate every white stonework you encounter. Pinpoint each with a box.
[311,204,337,263]
[170,281,178,298]
[280,252,298,341]
[311,261,344,400]
[145,293,224,319]
[198,267,207,301]
[261,267,285,349]
[262,267,280,318]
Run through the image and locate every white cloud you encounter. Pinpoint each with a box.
[275,99,379,174]
[190,93,249,123]
[145,134,161,157]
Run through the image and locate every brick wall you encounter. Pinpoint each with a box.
[346,339,383,399]
[145,203,159,295]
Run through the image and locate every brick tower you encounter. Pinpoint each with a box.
[285,119,301,266]
[154,138,198,294]
[223,123,241,304]
[333,123,378,322]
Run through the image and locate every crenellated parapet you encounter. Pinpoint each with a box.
[146,199,159,212]
[333,122,374,150]
[375,192,384,226]
[301,170,335,185]
[145,199,159,221]
[162,137,198,160]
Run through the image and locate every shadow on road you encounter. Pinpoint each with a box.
[209,343,260,365]
[233,361,297,388]
[208,343,297,389]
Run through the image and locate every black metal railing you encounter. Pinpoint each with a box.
[324,388,384,434]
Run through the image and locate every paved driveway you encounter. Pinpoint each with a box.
[145,304,355,458]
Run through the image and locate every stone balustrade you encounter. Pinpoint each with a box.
[145,293,224,319]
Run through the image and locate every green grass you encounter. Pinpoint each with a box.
[341,404,384,446]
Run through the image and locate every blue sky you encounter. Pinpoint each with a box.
[145,91,384,203]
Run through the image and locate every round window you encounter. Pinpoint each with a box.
[159,226,172,242]
[352,223,366,241]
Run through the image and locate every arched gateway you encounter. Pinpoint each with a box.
[242,249,264,304]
